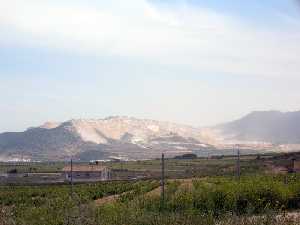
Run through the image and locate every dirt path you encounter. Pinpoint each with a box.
[246,211,300,224]
[94,179,194,206]
[178,178,193,190]
[94,182,161,206]
[145,186,161,197]
[145,179,194,197]
[276,211,300,220]
[94,194,120,206]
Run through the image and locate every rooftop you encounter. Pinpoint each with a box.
[62,165,106,172]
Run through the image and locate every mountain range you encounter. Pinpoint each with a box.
[1,111,300,161]
[216,111,300,144]
[0,116,214,161]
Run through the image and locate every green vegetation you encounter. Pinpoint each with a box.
[0,152,292,178]
[169,175,300,215]
[1,175,300,225]
[0,162,66,173]
[1,153,300,225]
[106,155,267,178]
[95,175,300,225]
[0,180,159,225]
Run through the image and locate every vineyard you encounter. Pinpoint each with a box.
[1,153,300,225]
[1,175,300,225]
[0,180,159,225]
[95,175,300,225]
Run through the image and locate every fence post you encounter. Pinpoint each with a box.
[70,158,73,199]
[236,147,240,180]
[161,153,165,208]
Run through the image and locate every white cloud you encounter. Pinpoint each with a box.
[0,0,300,78]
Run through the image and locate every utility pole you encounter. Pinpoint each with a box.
[161,153,165,208]
[236,146,240,180]
[292,158,296,173]
[70,158,73,199]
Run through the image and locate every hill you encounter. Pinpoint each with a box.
[0,116,214,161]
[217,111,300,144]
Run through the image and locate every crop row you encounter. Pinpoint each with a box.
[0,180,160,225]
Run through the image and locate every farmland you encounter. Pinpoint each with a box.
[1,175,300,225]
[0,180,160,225]
[0,153,279,179]
[1,153,300,225]
[96,175,300,225]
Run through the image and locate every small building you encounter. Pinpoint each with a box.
[174,153,197,160]
[292,159,300,173]
[62,164,111,181]
[287,159,300,173]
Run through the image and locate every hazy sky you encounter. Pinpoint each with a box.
[1,0,300,132]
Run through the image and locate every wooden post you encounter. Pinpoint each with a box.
[292,158,296,173]
[284,175,288,185]
[70,158,73,198]
[161,153,165,208]
[236,147,240,180]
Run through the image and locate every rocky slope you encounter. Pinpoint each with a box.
[2,111,300,161]
[0,116,214,161]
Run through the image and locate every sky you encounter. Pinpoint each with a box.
[1,0,300,132]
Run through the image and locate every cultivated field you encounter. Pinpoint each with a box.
[0,152,300,225]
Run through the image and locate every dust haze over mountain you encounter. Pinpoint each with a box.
[1,111,300,161]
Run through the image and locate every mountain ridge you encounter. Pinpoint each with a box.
[216,110,300,144]
[0,116,212,161]
[1,111,300,161]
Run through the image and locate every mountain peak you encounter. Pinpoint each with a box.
[39,122,61,129]
[249,110,281,115]
[42,116,204,146]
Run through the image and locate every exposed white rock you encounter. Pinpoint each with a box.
[40,122,61,129]
[58,116,205,145]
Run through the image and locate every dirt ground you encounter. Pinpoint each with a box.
[94,194,120,206]
[94,179,194,206]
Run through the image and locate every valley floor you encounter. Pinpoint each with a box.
[1,175,300,225]
[1,152,300,225]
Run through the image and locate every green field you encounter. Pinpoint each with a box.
[0,161,67,173]
[105,154,279,178]
[1,153,300,225]
[0,153,290,178]
[0,180,160,225]
[1,175,300,225]
[97,175,300,225]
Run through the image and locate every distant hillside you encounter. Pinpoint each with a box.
[0,126,109,161]
[217,111,300,144]
[3,111,300,162]
[0,116,214,161]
